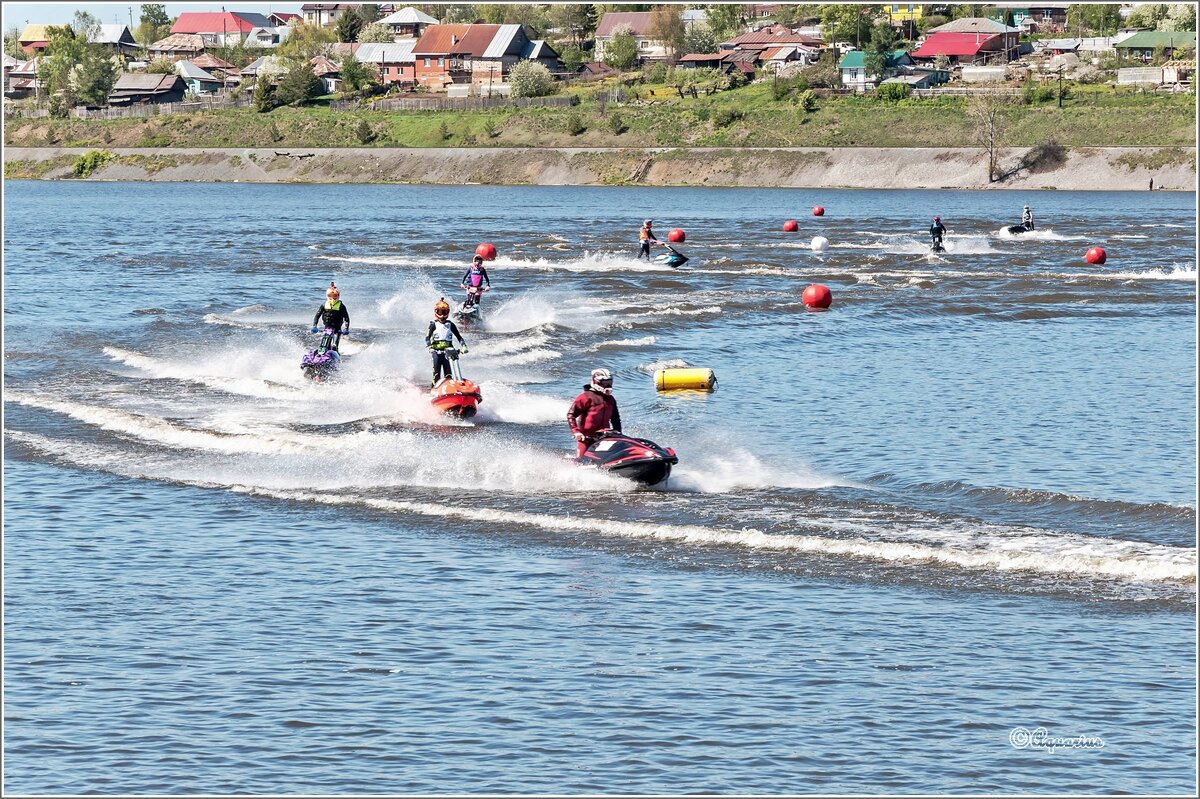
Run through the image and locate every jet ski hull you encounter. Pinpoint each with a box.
[1006,224,1032,235]
[430,379,481,418]
[577,433,678,486]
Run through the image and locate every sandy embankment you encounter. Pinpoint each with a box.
[3,146,1195,190]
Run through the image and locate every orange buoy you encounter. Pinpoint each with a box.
[668,228,686,243]
[813,206,825,217]
[783,220,799,232]
[475,242,497,261]
[1085,246,1107,265]
[802,283,832,309]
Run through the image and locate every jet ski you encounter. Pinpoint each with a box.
[1005,223,1034,235]
[653,244,689,268]
[576,430,678,486]
[301,328,342,382]
[455,286,485,325]
[930,238,945,253]
[429,347,482,418]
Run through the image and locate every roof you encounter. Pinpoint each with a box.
[18,24,55,43]
[192,54,237,70]
[457,24,500,57]
[483,24,524,58]
[596,12,653,38]
[92,24,136,45]
[175,60,221,81]
[989,1,1070,7]
[8,57,41,77]
[761,45,798,60]
[838,49,910,68]
[723,30,824,47]
[521,40,557,60]
[881,74,929,85]
[311,55,340,76]
[379,7,438,26]
[413,23,471,55]
[929,18,1019,34]
[1115,31,1197,50]
[3,53,18,67]
[171,12,269,35]
[581,61,616,75]
[679,53,725,62]
[240,55,286,75]
[911,31,1002,58]
[148,33,206,52]
[339,41,416,63]
[111,73,184,92]
[732,61,756,73]
[269,12,301,23]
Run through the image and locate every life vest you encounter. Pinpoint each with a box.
[324,300,342,311]
[639,226,653,241]
[466,267,485,287]
[431,320,455,349]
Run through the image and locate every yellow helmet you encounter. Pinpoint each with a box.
[326,282,340,301]
[434,298,450,318]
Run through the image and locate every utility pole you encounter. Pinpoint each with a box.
[1057,69,1064,108]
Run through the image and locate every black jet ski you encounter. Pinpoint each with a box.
[930,238,945,253]
[653,244,689,268]
[577,430,678,486]
[1006,224,1034,235]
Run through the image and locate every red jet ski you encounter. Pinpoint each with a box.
[576,430,678,486]
[429,347,481,419]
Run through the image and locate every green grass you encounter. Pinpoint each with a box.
[3,82,1195,150]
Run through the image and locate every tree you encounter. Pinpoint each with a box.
[509,60,555,97]
[798,49,840,88]
[335,10,363,43]
[1065,5,1121,36]
[358,23,394,42]
[358,4,381,24]
[278,20,337,64]
[4,25,23,58]
[967,93,1011,182]
[137,4,171,45]
[682,21,717,55]
[1161,4,1196,32]
[706,3,747,40]
[146,58,176,74]
[648,4,686,61]
[604,26,638,69]
[438,5,481,24]
[863,21,899,83]
[253,79,278,112]
[549,4,598,48]
[1124,4,1168,30]
[71,10,102,41]
[276,63,323,105]
[820,3,872,44]
[559,44,586,73]
[339,53,378,91]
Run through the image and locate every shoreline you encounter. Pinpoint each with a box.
[3,146,1195,190]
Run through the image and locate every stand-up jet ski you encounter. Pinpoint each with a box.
[455,286,485,325]
[576,430,678,486]
[429,347,482,418]
[930,237,945,253]
[301,328,343,382]
[1005,223,1034,235]
[654,244,689,268]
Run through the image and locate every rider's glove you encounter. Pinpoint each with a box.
[310,326,320,334]
[573,432,585,442]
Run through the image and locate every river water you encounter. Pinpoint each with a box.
[3,180,1196,794]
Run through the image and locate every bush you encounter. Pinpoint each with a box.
[565,111,586,135]
[253,81,278,113]
[72,149,114,178]
[876,82,911,102]
[798,89,818,113]
[772,78,792,100]
[438,120,450,140]
[607,112,626,135]
[647,62,668,84]
[355,119,376,144]
[268,121,283,142]
[509,61,555,98]
[276,64,322,106]
[712,108,741,127]
[483,118,498,139]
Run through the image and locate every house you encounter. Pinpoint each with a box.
[171,12,271,46]
[377,6,439,40]
[838,48,913,88]
[241,55,287,83]
[311,55,341,93]
[578,61,618,80]
[1114,31,1196,62]
[268,12,301,27]
[760,45,807,72]
[2,53,17,92]
[301,3,359,28]
[1034,36,1130,57]
[90,25,139,56]
[192,53,241,86]
[880,73,938,89]
[17,24,55,55]
[147,33,206,61]
[411,23,560,92]
[5,57,42,97]
[245,26,291,48]
[720,28,825,64]
[986,3,1070,34]
[175,60,223,94]
[594,12,668,65]
[335,41,417,85]
[919,18,1021,62]
[677,53,727,70]
[884,4,925,25]
[108,73,187,105]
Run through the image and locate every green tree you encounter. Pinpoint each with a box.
[648,4,686,61]
[278,20,337,64]
[438,5,481,24]
[1161,3,1196,32]
[358,22,394,42]
[1065,5,1121,36]
[137,4,172,45]
[339,53,378,90]
[951,5,985,20]
[706,3,747,40]
[820,4,872,44]
[509,60,555,97]
[682,21,717,55]
[559,44,586,72]
[549,4,598,48]
[335,10,363,43]
[146,58,176,74]
[355,118,377,143]
[4,25,24,58]
[798,49,840,88]
[253,79,278,112]
[604,26,638,69]
[358,4,381,24]
[276,63,323,105]
[38,25,83,114]
[863,21,899,83]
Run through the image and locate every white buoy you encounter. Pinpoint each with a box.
[811,236,829,252]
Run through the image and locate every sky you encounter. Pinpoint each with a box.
[2,1,303,29]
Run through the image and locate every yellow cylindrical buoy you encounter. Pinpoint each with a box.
[655,368,718,392]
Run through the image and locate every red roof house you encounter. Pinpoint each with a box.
[171,12,271,46]
[910,31,1013,64]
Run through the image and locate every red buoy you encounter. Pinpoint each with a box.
[1085,246,1107,265]
[475,242,497,261]
[668,228,686,243]
[783,220,799,232]
[802,283,832,310]
[813,206,825,217]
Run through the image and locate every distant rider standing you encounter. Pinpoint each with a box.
[425,298,468,386]
[930,215,946,250]
[568,368,622,458]
[460,254,492,308]
[638,219,659,260]
[1022,205,1034,231]
[311,282,350,349]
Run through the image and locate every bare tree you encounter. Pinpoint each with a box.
[967,93,1012,182]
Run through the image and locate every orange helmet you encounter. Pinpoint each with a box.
[326,282,340,301]
[434,298,450,318]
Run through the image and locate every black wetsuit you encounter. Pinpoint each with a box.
[313,301,349,349]
[930,221,946,248]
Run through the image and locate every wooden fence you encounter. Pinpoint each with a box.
[73,94,252,119]
[332,94,578,112]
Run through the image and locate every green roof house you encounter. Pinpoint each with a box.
[1114,30,1196,61]
[838,48,913,89]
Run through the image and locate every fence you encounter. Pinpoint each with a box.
[331,94,578,112]
[911,86,1023,97]
[74,94,252,119]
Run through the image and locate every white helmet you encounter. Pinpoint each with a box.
[1023,205,1030,210]
[644,219,653,226]
[591,367,612,386]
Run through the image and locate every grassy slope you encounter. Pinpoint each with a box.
[4,82,1195,150]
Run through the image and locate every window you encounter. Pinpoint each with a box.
[640,41,648,48]
[424,57,430,67]
[438,57,444,67]
[381,67,388,76]
[1042,9,1052,21]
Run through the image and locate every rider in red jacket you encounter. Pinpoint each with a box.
[568,368,622,457]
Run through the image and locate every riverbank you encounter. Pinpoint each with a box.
[3,145,1195,190]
